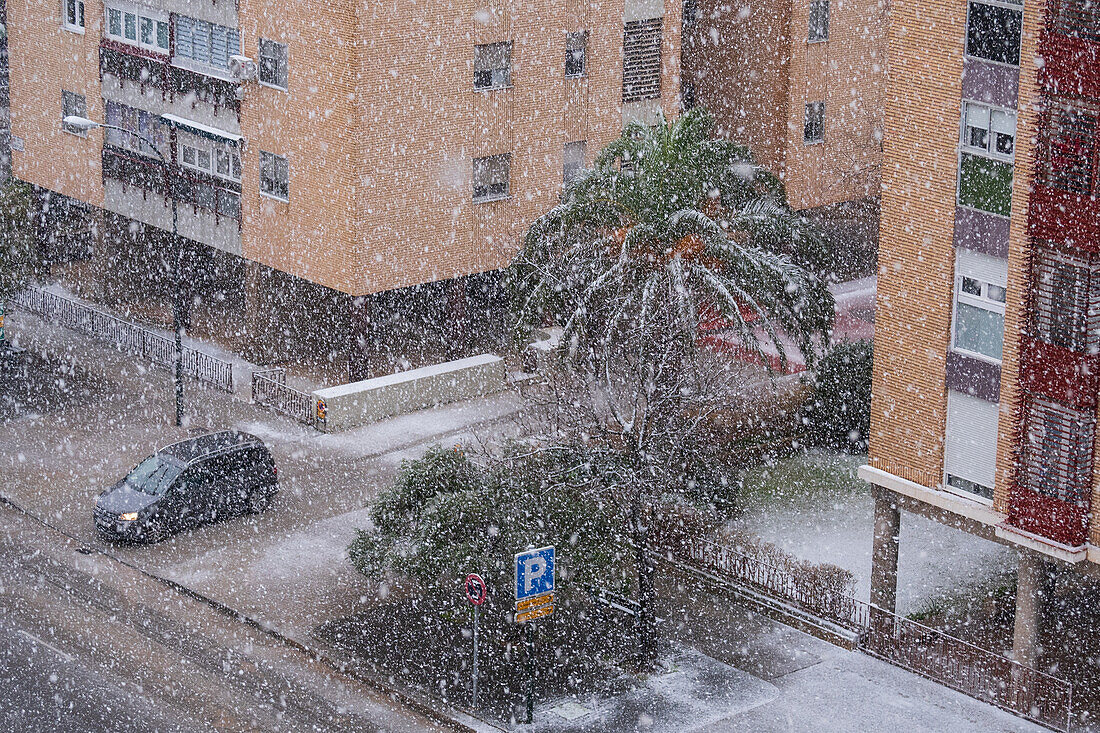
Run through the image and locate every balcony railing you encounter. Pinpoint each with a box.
[99,42,240,116]
[101,145,242,224]
[1051,0,1100,43]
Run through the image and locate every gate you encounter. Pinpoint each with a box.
[251,367,321,428]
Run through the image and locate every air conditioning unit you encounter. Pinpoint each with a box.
[229,55,257,82]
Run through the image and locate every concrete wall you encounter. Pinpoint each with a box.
[313,353,506,431]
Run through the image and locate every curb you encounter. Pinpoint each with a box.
[0,494,504,733]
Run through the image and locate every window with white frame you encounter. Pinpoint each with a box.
[944,389,999,501]
[809,0,830,42]
[473,154,510,201]
[966,0,1023,66]
[105,5,168,53]
[565,32,587,78]
[474,42,512,90]
[61,90,86,135]
[174,16,241,72]
[178,133,241,182]
[963,102,1016,159]
[104,101,167,156]
[64,0,85,31]
[259,39,288,89]
[260,151,289,200]
[563,141,586,188]
[952,247,1008,362]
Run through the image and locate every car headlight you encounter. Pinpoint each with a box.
[119,512,138,522]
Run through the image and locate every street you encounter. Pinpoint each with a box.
[0,503,447,733]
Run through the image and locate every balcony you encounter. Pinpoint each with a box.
[99,41,240,117]
[1041,0,1100,98]
[102,145,242,225]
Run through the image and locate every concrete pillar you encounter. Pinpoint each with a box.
[347,296,373,382]
[870,485,901,614]
[240,259,271,363]
[1012,549,1044,668]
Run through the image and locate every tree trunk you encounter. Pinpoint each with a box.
[631,491,658,669]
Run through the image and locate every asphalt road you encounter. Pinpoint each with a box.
[0,505,447,733]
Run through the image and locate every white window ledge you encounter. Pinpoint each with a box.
[260,191,289,204]
[473,194,511,204]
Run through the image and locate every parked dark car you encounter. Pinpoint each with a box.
[94,430,277,543]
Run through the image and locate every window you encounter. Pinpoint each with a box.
[1021,398,1095,506]
[104,101,167,155]
[1038,97,1100,196]
[178,135,241,182]
[623,18,662,103]
[804,101,825,143]
[1031,248,1100,354]
[473,154,510,201]
[260,151,289,200]
[966,0,1023,66]
[683,0,698,27]
[681,81,696,111]
[259,39,288,89]
[64,0,84,31]
[563,141,586,189]
[174,16,241,72]
[1053,0,1100,43]
[944,390,999,502]
[963,102,1017,159]
[474,42,512,90]
[958,152,1014,215]
[105,5,168,52]
[952,248,1007,362]
[809,0,830,42]
[566,32,587,78]
[61,91,86,135]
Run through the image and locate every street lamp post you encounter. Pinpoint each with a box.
[64,115,184,427]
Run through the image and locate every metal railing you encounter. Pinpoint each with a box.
[251,367,320,428]
[12,286,233,393]
[655,532,1074,732]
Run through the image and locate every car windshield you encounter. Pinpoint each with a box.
[124,455,183,496]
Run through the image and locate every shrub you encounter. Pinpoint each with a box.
[800,339,872,452]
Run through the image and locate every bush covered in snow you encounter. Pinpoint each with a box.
[0,181,39,304]
[349,445,632,600]
[800,339,872,452]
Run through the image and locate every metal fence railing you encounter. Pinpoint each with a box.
[12,286,234,393]
[656,533,1074,732]
[251,367,321,428]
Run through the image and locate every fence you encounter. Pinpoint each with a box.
[251,367,320,428]
[656,533,1073,732]
[12,286,234,393]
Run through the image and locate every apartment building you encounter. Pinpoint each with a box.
[8,0,682,374]
[680,0,886,212]
[862,0,1100,669]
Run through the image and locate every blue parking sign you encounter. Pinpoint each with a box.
[515,546,555,600]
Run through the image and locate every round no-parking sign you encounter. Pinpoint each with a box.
[465,573,488,606]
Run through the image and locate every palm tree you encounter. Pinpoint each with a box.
[511,108,836,666]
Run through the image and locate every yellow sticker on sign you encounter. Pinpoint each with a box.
[516,604,554,623]
[516,593,553,612]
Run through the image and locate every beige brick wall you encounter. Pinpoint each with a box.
[9,0,105,207]
[684,0,883,210]
[867,0,966,489]
[10,0,682,298]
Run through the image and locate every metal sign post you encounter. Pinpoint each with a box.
[514,546,555,724]
[465,573,488,709]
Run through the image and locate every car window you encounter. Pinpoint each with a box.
[125,455,183,496]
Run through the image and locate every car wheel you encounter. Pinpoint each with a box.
[247,488,272,514]
[143,518,170,544]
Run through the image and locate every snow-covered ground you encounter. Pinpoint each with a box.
[731,452,1018,615]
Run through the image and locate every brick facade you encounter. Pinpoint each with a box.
[682,0,884,210]
[9,0,682,299]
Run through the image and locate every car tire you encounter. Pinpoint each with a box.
[247,487,272,514]
[143,518,170,544]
